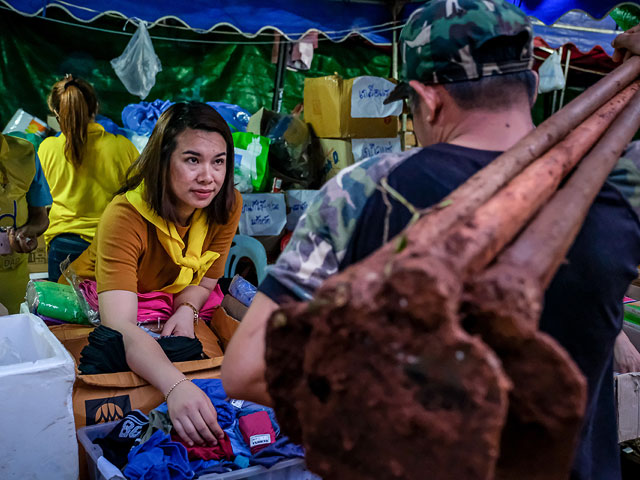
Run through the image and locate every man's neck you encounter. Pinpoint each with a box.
[444,108,535,152]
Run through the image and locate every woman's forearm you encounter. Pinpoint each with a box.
[173,277,218,313]
[99,289,185,395]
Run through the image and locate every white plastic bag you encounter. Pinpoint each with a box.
[538,50,565,94]
[111,22,162,99]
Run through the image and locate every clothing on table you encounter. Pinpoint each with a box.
[38,122,138,246]
[78,325,204,374]
[94,410,148,469]
[126,379,304,476]
[123,430,195,480]
[140,409,173,444]
[0,134,52,313]
[48,233,90,281]
[238,411,276,454]
[259,144,640,480]
[68,190,242,294]
[250,436,305,468]
[171,432,234,461]
[232,399,281,437]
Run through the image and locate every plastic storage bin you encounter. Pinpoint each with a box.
[78,421,321,480]
[0,313,77,479]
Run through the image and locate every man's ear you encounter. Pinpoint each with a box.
[531,70,539,107]
[409,80,442,124]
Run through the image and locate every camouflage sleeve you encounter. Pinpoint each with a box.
[261,150,419,302]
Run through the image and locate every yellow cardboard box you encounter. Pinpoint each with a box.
[304,75,398,139]
[319,138,354,182]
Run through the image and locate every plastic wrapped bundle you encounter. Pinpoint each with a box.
[121,99,174,137]
[26,281,91,325]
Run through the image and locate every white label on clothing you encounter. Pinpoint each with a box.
[350,76,402,118]
[250,434,272,448]
[351,137,401,163]
[230,399,245,409]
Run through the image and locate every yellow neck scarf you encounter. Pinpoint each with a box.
[126,183,219,293]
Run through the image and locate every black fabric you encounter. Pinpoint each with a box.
[94,410,148,469]
[342,143,640,480]
[79,325,205,374]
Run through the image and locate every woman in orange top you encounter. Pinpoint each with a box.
[71,102,241,447]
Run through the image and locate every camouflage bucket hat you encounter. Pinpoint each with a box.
[386,0,533,103]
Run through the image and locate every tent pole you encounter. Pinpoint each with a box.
[392,1,407,151]
[559,50,572,109]
[272,36,288,113]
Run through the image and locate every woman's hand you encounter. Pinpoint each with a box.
[7,226,39,253]
[161,306,196,337]
[167,379,225,446]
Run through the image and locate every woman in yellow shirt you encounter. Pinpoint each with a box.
[38,75,138,281]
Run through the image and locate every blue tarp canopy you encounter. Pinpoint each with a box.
[532,11,619,56]
[507,0,634,25]
[1,0,632,47]
[0,0,419,45]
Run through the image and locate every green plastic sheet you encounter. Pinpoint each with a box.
[0,9,391,128]
[610,5,640,31]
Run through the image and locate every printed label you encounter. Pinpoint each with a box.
[230,399,245,409]
[85,395,131,426]
[250,434,272,448]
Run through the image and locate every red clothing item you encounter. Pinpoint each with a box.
[171,432,234,461]
[239,411,276,454]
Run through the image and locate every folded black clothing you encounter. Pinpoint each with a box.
[79,325,205,374]
[157,335,205,362]
[94,410,148,469]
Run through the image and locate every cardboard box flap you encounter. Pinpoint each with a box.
[77,356,224,388]
[209,306,241,351]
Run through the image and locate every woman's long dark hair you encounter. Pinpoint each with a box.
[118,102,236,225]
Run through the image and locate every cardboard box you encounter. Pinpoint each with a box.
[304,75,398,139]
[0,314,78,479]
[49,306,239,430]
[319,138,354,182]
[27,235,47,274]
[221,294,249,321]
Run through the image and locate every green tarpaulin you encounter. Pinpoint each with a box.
[0,9,392,126]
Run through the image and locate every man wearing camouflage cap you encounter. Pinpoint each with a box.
[223,1,640,478]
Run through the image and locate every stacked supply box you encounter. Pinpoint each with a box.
[304,75,402,182]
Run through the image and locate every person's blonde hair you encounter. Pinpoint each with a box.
[47,75,98,167]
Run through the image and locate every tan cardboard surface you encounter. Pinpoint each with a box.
[319,138,354,182]
[304,75,398,139]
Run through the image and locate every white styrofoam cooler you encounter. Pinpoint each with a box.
[0,313,78,479]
